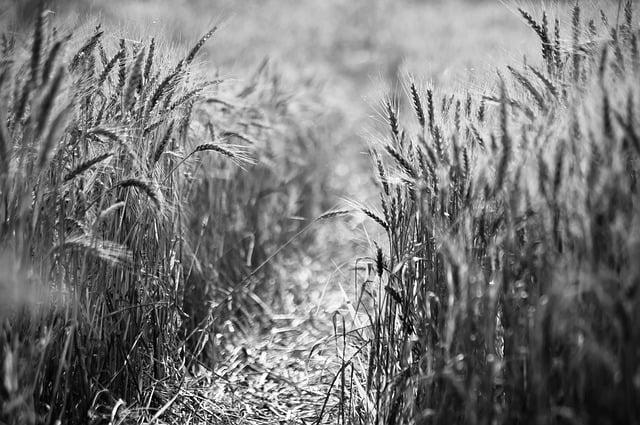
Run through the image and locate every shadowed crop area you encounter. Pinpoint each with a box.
[0,1,638,424]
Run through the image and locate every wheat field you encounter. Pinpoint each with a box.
[0,0,638,424]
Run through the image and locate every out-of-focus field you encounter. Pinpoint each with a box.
[108,0,539,152]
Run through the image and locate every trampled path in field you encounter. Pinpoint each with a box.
[89,1,543,422]
[173,260,352,423]
[182,2,543,422]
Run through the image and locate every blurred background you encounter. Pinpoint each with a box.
[1,0,541,200]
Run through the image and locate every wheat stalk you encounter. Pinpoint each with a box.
[184,26,217,66]
[52,233,132,265]
[117,38,126,93]
[123,47,145,111]
[528,65,559,99]
[98,50,124,86]
[410,82,425,129]
[69,30,103,72]
[316,209,354,221]
[508,66,546,111]
[143,37,155,82]
[116,178,161,209]
[30,8,45,85]
[35,66,64,138]
[64,152,113,182]
[41,34,69,85]
[152,120,174,164]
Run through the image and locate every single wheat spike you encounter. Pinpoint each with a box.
[54,234,132,265]
[442,93,455,116]
[152,120,175,163]
[90,127,123,143]
[386,100,399,140]
[177,98,194,137]
[30,8,45,85]
[462,146,470,183]
[361,207,389,231]
[416,146,428,178]
[118,38,126,93]
[395,186,404,227]
[147,69,180,113]
[69,30,104,71]
[587,19,597,41]
[143,120,163,136]
[143,38,155,82]
[98,50,124,86]
[469,124,486,150]
[602,90,613,140]
[13,79,32,126]
[615,93,639,154]
[586,137,601,198]
[38,105,71,170]
[36,66,64,138]
[623,1,633,44]
[374,151,391,196]
[426,88,435,134]
[316,209,354,221]
[42,35,69,84]
[386,145,417,179]
[433,126,448,164]
[553,18,562,73]
[476,98,486,124]
[64,152,113,182]
[124,47,145,111]
[599,44,609,83]
[1,33,14,57]
[600,10,609,29]
[507,66,546,111]
[220,130,257,145]
[116,178,161,209]
[454,99,461,133]
[375,245,384,278]
[465,92,472,117]
[410,82,425,129]
[423,137,439,166]
[184,26,217,66]
[494,78,511,193]
[611,29,625,76]
[537,151,549,199]
[542,11,552,71]
[552,141,565,198]
[193,143,254,165]
[528,65,559,99]
[169,84,209,111]
[380,192,391,226]
[97,38,108,68]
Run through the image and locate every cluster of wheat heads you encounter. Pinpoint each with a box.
[0,10,285,424]
[329,2,640,424]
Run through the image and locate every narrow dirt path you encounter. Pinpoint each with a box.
[84,1,543,422]
[164,2,543,422]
